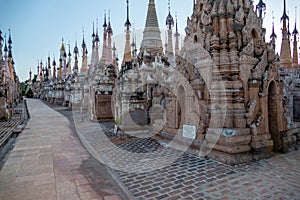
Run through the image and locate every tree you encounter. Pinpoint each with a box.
[21,81,28,96]
[25,88,33,98]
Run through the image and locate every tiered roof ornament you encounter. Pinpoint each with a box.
[270,12,277,44]
[165,0,174,56]
[292,6,299,68]
[280,0,293,68]
[141,0,163,55]
[174,13,180,56]
[256,0,266,27]
[166,0,174,30]
[122,0,133,66]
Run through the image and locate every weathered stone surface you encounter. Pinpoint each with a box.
[251,134,271,142]
[207,143,251,154]
[206,134,251,146]
[251,140,273,150]
[207,149,253,165]
[0,97,9,120]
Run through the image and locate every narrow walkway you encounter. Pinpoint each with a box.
[0,99,128,200]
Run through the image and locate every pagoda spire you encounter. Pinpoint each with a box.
[29,69,32,82]
[292,8,298,36]
[92,22,95,38]
[280,0,292,68]
[0,30,3,59]
[107,10,113,65]
[60,38,65,57]
[8,29,12,58]
[131,27,137,60]
[2,35,9,84]
[7,29,14,80]
[292,6,299,68]
[95,19,100,63]
[39,60,44,82]
[112,42,117,67]
[122,0,132,66]
[35,60,39,81]
[125,0,131,27]
[287,13,291,37]
[81,29,88,74]
[281,0,289,21]
[166,0,174,30]
[101,11,108,63]
[256,0,266,27]
[91,21,96,65]
[141,0,163,55]
[61,39,67,79]
[91,19,100,67]
[103,11,107,28]
[44,61,49,81]
[73,40,79,75]
[92,22,95,46]
[165,0,174,55]
[48,54,52,79]
[67,43,72,76]
[270,11,277,44]
[174,13,180,56]
[52,56,56,79]
[4,34,8,58]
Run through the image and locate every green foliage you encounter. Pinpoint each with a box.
[25,88,33,98]
[21,82,27,96]
[113,117,122,126]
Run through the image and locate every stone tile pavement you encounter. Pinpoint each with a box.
[1,99,299,200]
[72,109,300,200]
[0,99,128,200]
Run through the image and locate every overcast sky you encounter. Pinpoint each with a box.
[0,0,299,81]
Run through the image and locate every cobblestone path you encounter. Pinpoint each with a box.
[73,110,300,200]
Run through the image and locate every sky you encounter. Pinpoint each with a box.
[0,0,299,82]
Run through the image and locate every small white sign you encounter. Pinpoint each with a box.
[183,124,197,139]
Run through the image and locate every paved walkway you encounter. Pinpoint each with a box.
[0,99,128,200]
[72,109,300,199]
[1,99,300,200]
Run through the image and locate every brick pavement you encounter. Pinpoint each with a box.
[0,99,128,200]
[72,109,300,200]
[1,100,299,200]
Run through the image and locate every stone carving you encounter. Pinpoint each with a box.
[245,99,257,126]
[259,70,269,97]
[241,39,254,56]
[235,5,245,25]
[252,50,267,79]
[242,6,260,45]
[185,17,193,35]
[285,112,292,128]
[250,113,262,135]
[201,11,212,26]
